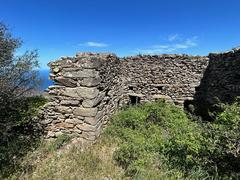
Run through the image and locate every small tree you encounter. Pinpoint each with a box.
[0,23,40,138]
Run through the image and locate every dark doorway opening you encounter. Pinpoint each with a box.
[129,86,134,90]
[129,95,141,105]
[156,86,163,90]
[184,99,195,113]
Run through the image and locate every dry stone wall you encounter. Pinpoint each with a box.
[41,47,240,141]
[119,55,209,105]
[41,53,121,140]
[194,47,240,119]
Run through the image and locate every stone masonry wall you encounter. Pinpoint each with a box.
[194,47,240,119]
[119,55,209,106]
[41,53,120,140]
[41,47,240,141]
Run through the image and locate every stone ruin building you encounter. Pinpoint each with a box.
[40,47,240,141]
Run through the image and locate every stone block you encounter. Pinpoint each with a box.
[62,87,99,99]
[60,100,80,106]
[80,58,101,69]
[73,107,98,117]
[80,77,101,87]
[82,92,105,107]
[55,106,72,114]
[76,87,99,99]
[84,110,104,125]
[65,118,83,125]
[81,131,96,141]
[152,94,172,100]
[62,88,79,98]
[56,122,74,129]
[55,77,77,87]
[75,121,100,132]
[62,69,99,78]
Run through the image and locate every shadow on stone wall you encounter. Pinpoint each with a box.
[194,48,240,120]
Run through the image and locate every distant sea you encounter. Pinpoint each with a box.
[38,69,53,91]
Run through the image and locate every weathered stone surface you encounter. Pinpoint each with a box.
[55,106,72,114]
[73,128,82,134]
[81,132,96,141]
[65,118,83,125]
[76,87,99,99]
[82,92,105,107]
[42,119,52,125]
[152,94,172,100]
[55,122,74,129]
[42,49,240,142]
[80,77,101,87]
[62,87,99,99]
[79,58,101,69]
[84,110,104,125]
[75,122,100,132]
[128,93,144,97]
[62,88,79,98]
[60,100,80,106]
[55,77,77,87]
[62,69,99,78]
[73,107,98,117]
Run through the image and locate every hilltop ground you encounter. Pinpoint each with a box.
[1,100,240,179]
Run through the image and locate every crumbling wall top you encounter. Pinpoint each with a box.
[48,53,117,70]
[209,47,240,59]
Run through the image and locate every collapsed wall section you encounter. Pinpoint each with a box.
[41,53,120,140]
[119,55,209,106]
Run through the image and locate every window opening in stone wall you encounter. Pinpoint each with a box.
[129,95,140,105]
[157,86,163,90]
[129,86,134,90]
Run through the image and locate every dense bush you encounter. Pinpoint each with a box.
[106,100,240,179]
[0,95,47,178]
[0,22,44,178]
[105,101,206,177]
[0,22,40,139]
[203,100,240,178]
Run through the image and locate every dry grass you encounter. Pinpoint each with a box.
[8,136,125,180]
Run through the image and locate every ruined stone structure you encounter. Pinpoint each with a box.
[41,47,240,141]
[195,48,240,119]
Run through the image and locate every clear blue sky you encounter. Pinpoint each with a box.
[1,0,240,69]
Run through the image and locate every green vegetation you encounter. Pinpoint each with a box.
[2,100,239,179]
[106,101,208,179]
[106,101,240,179]
[0,96,47,178]
[0,22,45,178]
[0,22,40,141]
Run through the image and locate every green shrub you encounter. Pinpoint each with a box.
[106,100,240,178]
[0,95,47,178]
[106,101,207,177]
[203,100,240,178]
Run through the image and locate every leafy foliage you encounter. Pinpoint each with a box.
[106,100,240,179]
[2,100,240,179]
[0,96,47,178]
[105,101,207,177]
[0,22,41,137]
[203,100,240,177]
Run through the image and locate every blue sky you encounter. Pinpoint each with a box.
[1,0,240,69]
